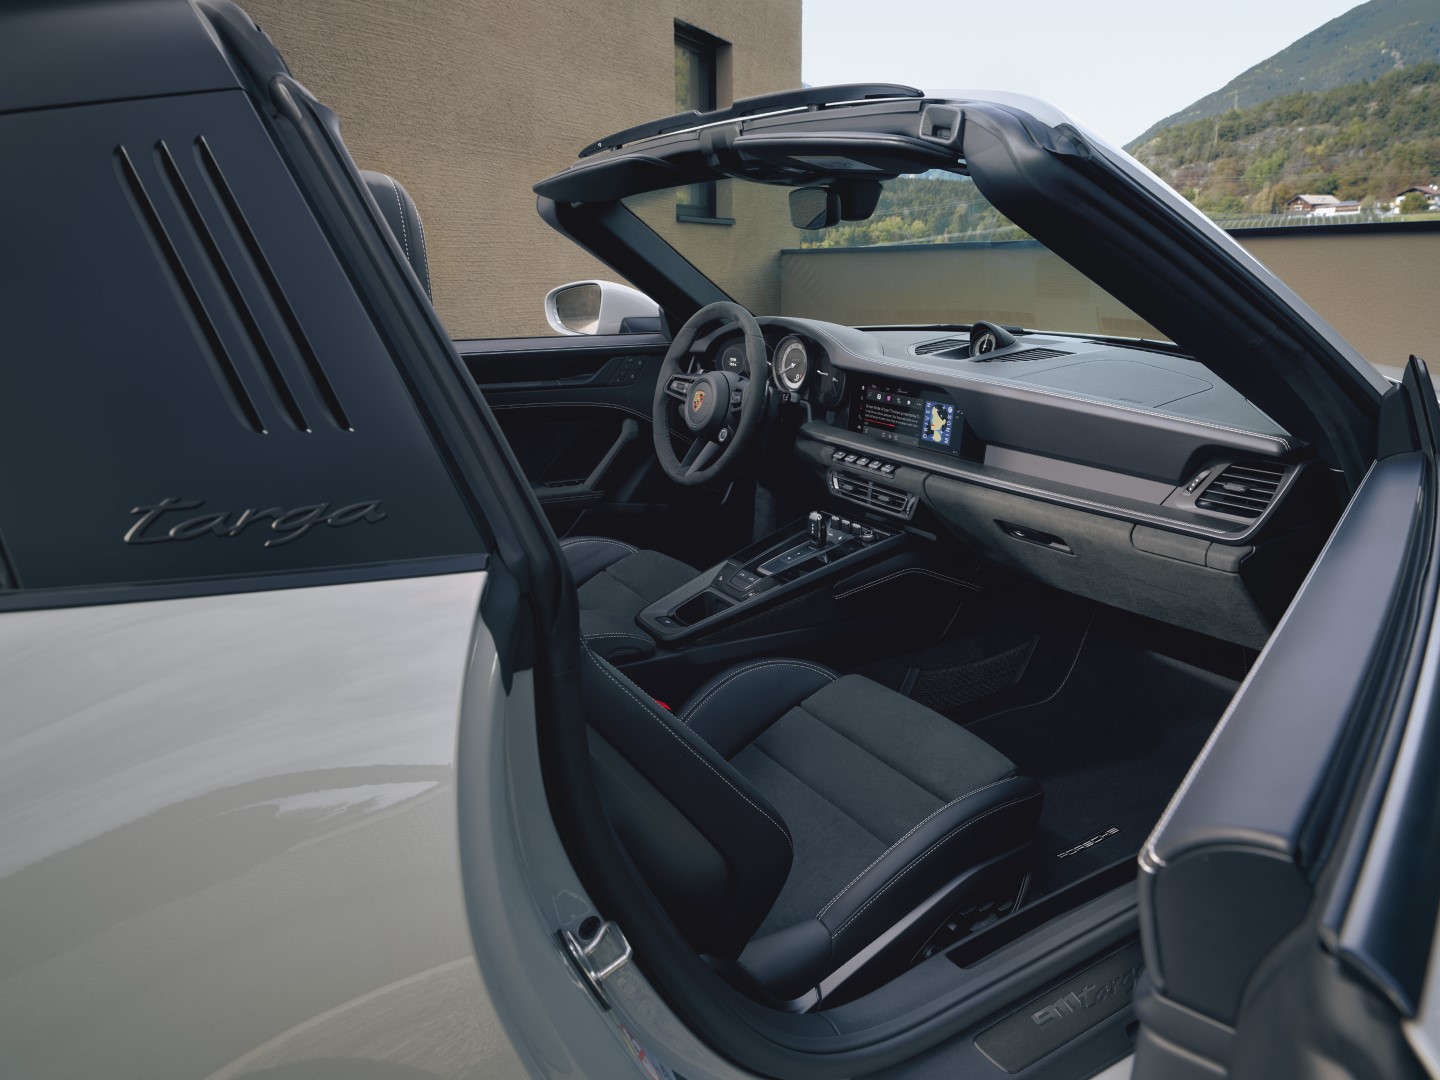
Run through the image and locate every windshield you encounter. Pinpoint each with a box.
[622,172,1165,340]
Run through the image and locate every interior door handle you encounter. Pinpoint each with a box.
[582,418,640,493]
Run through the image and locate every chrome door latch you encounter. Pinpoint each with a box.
[560,920,632,1009]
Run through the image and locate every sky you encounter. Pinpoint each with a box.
[802,0,1365,146]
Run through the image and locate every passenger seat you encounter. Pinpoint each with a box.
[583,648,1043,1002]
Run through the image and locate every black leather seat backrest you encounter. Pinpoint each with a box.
[361,170,430,299]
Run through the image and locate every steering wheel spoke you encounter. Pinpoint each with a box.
[663,372,698,401]
[727,376,746,416]
[680,438,722,477]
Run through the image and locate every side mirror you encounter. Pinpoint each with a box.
[544,280,661,335]
[789,186,841,230]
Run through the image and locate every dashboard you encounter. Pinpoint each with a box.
[686,314,1330,649]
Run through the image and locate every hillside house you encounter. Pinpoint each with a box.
[1393,184,1440,212]
[1286,194,1342,213]
[1285,194,1362,216]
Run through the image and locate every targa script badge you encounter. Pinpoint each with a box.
[125,496,387,548]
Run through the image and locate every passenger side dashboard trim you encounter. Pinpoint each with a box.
[798,424,1298,545]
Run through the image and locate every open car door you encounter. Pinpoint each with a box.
[1133,356,1440,1079]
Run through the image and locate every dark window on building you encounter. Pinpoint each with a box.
[674,24,731,224]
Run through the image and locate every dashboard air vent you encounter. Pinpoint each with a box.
[829,472,917,518]
[996,347,1069,361]
[1195,461,1287,518]
[914,338,967,355]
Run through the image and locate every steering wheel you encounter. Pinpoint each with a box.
[652,302,768,486]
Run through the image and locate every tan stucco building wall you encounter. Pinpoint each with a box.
[779,230,1439,379]
[1235,229,1438,378]
[243,0,802,338]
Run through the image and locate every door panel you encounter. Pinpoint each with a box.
[457,334,749,559]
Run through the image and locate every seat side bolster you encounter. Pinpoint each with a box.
[582,646,793,955]
[560,536,638,586]
[816,775,1043,959]
[579,609,656,662]
[359,169,431,299]
[681,659,839,758]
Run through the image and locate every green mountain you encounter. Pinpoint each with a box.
[1130,61,1440,217]
[800,176,1025,249]
[1128,0,1440,148]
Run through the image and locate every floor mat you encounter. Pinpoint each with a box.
[965,615,1237,901]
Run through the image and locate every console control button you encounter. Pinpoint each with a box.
[843,453,858,463]
[832,449,847,461]
[880,463,897,474]
[867,460,882,470]
[729,569,759,591]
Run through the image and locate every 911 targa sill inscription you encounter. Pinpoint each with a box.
[125,496,387,548]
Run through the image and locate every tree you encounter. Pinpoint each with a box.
[1399,191,1432,215]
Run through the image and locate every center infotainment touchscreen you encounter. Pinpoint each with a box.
[856,383,962,454]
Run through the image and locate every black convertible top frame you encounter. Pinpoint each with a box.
[578,83,924,158]
[537,90,1391,489]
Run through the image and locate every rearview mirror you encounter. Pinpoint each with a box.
[789,187,841,230]
[837,179,884,221]
[544,280,662,335]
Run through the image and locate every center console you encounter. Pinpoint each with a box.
[637,510,905,645]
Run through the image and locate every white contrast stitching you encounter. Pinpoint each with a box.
[386,177,411,262]
[833,568,982,601]
[831,794,1041,937]
[410,193,430,297]
[584,647,792,851]
[680,660,838,725]
[560,537,638,556]
[816,778,1017,918]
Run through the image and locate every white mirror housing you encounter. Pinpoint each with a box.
[544,280,661,335]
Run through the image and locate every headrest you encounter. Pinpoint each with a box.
[360,170,431,299]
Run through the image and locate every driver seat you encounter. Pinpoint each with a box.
[361,174,695,663]
[562,537,698,661]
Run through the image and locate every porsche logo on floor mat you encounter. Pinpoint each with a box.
[1057,826,1119,859]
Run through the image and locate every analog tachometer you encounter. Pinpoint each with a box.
[772,335,809,392]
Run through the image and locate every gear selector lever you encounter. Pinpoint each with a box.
[808,510,829,547]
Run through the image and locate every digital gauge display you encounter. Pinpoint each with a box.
[718,343,748,374]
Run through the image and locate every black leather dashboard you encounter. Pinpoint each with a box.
[756,316,1330,648]
[761,316,1310,545]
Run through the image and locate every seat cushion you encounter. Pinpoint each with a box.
[673,665,1043,997]
[562,537,698,626]
[728,674,1023,936]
